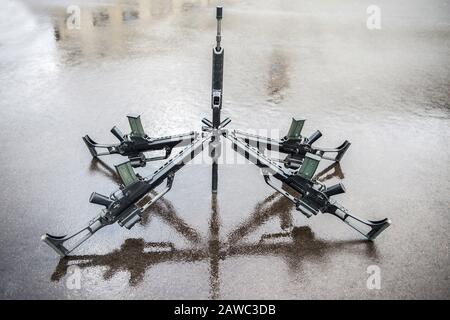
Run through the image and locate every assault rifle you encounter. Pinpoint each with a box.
[83,114,197,167]
[226,130,390,239]
[234,118,351,169]
[42,133,209,256]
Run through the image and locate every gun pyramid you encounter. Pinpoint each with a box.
[42,7,390,257]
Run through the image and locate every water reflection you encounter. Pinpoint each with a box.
[51,0,210,38]
[46,0,215,63]
[229,227,378,275]
[267,50,290,104]
[122,9,139,22]
[89,158,122,184]
[314,162,344,182]
[227,192,294,246]
[50,156,365,298]
[51,238,192,286]
[92,9,110,27]
[53,26,61,41]
[51,180,378,299]
[208,194,221,299]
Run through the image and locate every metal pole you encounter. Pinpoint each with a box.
[208,193,220,298]
[211,6,224,193]
[212,6,223,128]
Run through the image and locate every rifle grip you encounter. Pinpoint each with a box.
[89,192,114,207]
[323,183,346,197]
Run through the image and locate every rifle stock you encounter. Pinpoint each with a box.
[327,203,391,240]
[41,216,107,257]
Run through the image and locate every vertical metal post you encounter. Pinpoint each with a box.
[212,6,223,128]
[212,160,219,193]
[208,193,220,299]
[211,6,224,193]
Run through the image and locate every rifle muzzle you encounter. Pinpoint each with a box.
[111,126,125,143]
[307,130,322,145]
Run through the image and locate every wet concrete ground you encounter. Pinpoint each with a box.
[0,0,449,299]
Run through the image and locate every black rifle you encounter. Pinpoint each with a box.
[226,130,390,240]
[208,6,225,193]
[83,114,198,167]
[42,133,210,256]
[234,118,351,169]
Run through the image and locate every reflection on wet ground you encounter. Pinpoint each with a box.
[267,50,290,104]
[44,0,214,65]
[52,158,374,299]
[0,0,449,299]
[51,191,377,298]
[314,162,344,182]
[51,153,365,298]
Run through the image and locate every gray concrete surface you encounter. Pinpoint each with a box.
[0,0,449,299]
